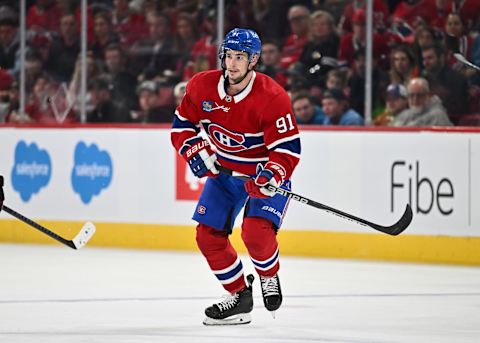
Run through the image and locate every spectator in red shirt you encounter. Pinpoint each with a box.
[29,32,57,81]
[338,9,389,68]
[26,0,62,33]
[339,0,390,34]
[280,5,311,70]
[112,0,149,46]
[429,0,452,31]
[182,9,223,80]
[392,0,437,31]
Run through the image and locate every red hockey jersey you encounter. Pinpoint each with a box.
[171,70,301,180]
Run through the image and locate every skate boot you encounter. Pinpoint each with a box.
[260,274,282,317]
[203,274,254,325]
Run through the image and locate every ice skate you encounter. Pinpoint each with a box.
[260,274,282,317]
[203,274,254,326]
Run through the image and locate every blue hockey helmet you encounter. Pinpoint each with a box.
[219,28,262,63]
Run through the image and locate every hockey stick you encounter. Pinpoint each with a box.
[454,53,480,72]
[216,165,412,236]
[2,205,96,249]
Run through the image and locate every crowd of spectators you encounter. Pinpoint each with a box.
[0,0,479,126]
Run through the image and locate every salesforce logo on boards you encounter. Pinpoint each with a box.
[11,141,52,202]
[71,142,113,204]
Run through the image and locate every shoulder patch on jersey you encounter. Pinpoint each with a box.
[202,100,230,113]
[202,100,213,112]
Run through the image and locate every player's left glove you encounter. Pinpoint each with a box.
[181,139,219,178]
[244,163,283,198]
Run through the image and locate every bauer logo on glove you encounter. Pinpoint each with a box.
[181,139,219,179]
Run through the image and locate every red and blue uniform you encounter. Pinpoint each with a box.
[171,70,301,293]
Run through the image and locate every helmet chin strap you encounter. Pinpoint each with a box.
[224,62,255,87]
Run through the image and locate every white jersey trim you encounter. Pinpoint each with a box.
[245,132,264,137]
[217,72,257,104]
[171,128,197,133]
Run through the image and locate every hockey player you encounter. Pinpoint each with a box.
[171,28,301,325]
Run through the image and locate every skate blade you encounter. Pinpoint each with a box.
[203,313,251,326]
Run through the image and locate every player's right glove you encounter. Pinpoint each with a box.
[0,175,4,211]
[245,163,283,198]
[181,139,219,178]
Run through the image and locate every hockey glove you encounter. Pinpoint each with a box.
[0,175,4,211]
[244,163,282,198]
[181,139,219,178]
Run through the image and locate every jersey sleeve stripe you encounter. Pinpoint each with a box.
[174,110,189,122]
[171,128,197,133]
[266,134,301,150]
[268,137,301,154]
[274,148,301,159]
[244,132,264,137]
[172,116,200,133]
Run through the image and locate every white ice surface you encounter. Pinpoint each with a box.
[0,244,479,343]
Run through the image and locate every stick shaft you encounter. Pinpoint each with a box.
[2,205,75,249]
[216,165,412,235]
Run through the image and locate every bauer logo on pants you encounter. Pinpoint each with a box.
[71,142,113,204]
[11,141,52,202]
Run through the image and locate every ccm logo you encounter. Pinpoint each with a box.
[186,141,207,158]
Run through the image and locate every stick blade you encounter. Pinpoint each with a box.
[72,222,96,249]
[374,204,413,236]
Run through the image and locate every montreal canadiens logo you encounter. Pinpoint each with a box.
[197,205,206,214]
[207,124,247,152]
